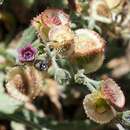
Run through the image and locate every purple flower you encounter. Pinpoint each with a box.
[18,44,37,62]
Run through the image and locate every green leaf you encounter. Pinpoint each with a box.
[17,26,37,48]
[0,108,98,130]
[0,92,23,114]
[11,121,26,130]
[0,72,5,93]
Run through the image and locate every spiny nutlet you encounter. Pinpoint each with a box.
[89,0,112,23]
[5,65,45,101]
[101,78,125,109]
[48,25,75,57]
[83,92,116,124]
[70,28,105,74]
[31,9,70,42]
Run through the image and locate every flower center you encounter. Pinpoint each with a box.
[51,16,61,25]
[23,51,33,60]
[95,98,110,114]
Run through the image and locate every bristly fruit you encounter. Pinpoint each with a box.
[71,28,105,74]
[32,9,70,42]
[83,92,116,124]
[104,0,128,14]
[48,25,75,57]
[89,0,112,23]
[6,65,45,101]
[41,9,70,28]
[101,78,125,109]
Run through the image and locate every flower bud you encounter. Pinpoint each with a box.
[72,29,105,74]
[83,92,116,124]
[32,9,70,41]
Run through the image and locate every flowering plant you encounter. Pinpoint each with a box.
[0,1,130,130]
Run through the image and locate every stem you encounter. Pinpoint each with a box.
[80,70,101,87]
[85,76,101,86]
[45,44,59,70]
[0,113,43,130]
[75,70,102,92]
[52,56,59,69]
[116,123,126,130]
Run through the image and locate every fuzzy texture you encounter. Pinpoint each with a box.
[40,9,70,28]
[6,65,45,101]
[89,0,112,23]
[70,29,105,74]
[104,0,128,13]
[101,78,125,109]
[83,92,116,124]
[31,9,70,42]
[48,25,75,56]
[74,29,105,57]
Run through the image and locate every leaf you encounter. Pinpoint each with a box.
[0,72,5,93]
[0,92,23,114]
[11,121,26,130]
[17,26,37,48]
[0,108,98,130]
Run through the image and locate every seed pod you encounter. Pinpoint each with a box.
[104,0,128,14]
[6,65,45,101]
[83,92,116,124]
[32,9,70,42]
[41,9,70,28]
[101,78,125,109]
[72,29,105,74]
[48,25,75,57]
[89,0,112,23]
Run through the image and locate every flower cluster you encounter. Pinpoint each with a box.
[31,9,106,74]
[31,9,70,41]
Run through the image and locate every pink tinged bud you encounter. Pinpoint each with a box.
[31,9,70,42]
[41,9,70,28]
[101,78,125,109]
[18,44,37,63]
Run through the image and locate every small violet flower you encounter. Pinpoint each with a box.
[18,44,37,62]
